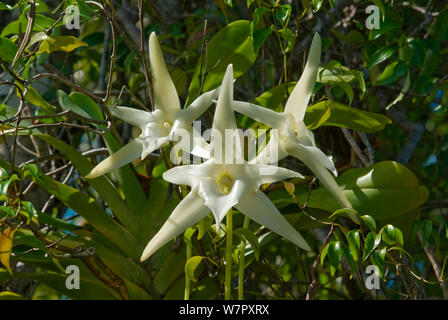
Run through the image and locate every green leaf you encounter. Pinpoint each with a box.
[304,100,391,133]
[38,35,88,53]
[375,61,408,86]
[347,230,361,261]
[368,46,396,69]
[0,291,26,300]
[57,90,92,119]
[295,161,429,222]
[185,256,206,282]
[421,219,433,245]
[184,227,197,247]
[361,215,377,233]
[327,241,342,276]
[328,207,358,220]
[342,247,357,278]
[312,0,323,12]
[234,228,260,260]
[186,20,258,105]
[0,269,118,300]
[102,132,147,214]
[320,241,330,266]
[336,82,354,104]
[34,134,145,240]
[26,163,142,260]
[197,216,213,240]
[380,224,396,245]
[278,28,295,53]
[275,4,292,27]
[0,37,18,64]
[371,247,387,278]
[362,232,381,261]
[251,7,268,33]
[252,26,273,52]
[1,14,56,36]
[15,82,56,112]
[153,250,186,295]
[68,92,104,121]
[0,2,17,10]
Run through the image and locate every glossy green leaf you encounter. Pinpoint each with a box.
[380,224,396,245]
[38,35,88,53]
[234,227,260,260]
[0,36,18,64]
[347,230,361,261]
[362,232,381,261]
[361,215,377,233]
[186,20,258,105]
[304,100,391,133]
[184,227,197,247]
[296,161,429,222]
[371,247,387,278]
[375,60,408,86]
[368,46,396,69]
[1,14,56,36]
[327,241,342,276]
[0,291,27,300]
[15,82,56,112]
[185,256,206,282]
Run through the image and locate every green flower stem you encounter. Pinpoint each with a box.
[184,244,192,300]
[238,216,250,300]
[225,210,233,300]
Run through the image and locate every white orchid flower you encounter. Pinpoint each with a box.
[141,64,311,262]
[86,32,217,179]
[232,33,359,224]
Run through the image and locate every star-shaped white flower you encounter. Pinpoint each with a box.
[232,33,359,224]
[86,32,217,178]
[141,64,310,262]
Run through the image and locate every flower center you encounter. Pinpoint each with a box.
[163,121,172,129]
[217,174,234,195]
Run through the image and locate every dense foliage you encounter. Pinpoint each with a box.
[0,0,447,300]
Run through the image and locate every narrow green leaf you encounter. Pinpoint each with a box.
[347,230,361,261]
[185,256,206,282]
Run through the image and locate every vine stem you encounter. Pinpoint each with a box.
[225,210,233,300]
[238,217,250,300]
[184,244,192,300]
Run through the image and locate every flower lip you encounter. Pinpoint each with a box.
[217,173,234,195]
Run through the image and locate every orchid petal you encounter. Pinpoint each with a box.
[287,144,360,224]
[149,32,180,115]
[111,106,153,130]
[86,139,143,179]
[249,132,289,165]
[198,177,250,224]
[211,64,243,163]
[232,101,286,128]
[182,86,221,124]
[163,161,212,188]
[249,163,304,184]
[288,143,338,177]
[141,193,210,261]
[139,136,169,159]
[284,33,321,122]
[235,190,310,251]
[212,64,236,132]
